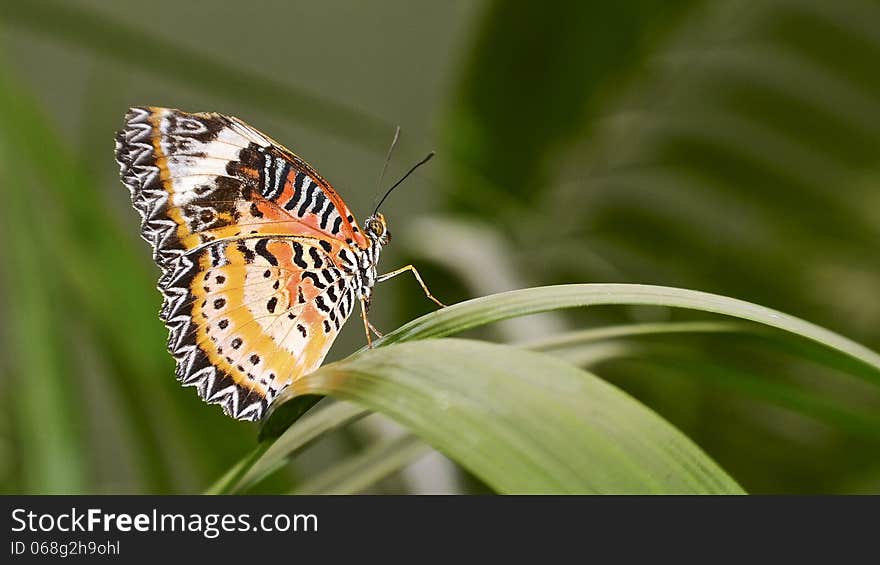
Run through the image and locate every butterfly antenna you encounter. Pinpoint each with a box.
[371,126,400,209]
[377,126,401,193]
[373,151,435,215]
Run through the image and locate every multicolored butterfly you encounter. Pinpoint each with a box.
[114,107,442,421]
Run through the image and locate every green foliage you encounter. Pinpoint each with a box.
[1,0,879,494]
[447,0,698,212]
[277,338,743,494]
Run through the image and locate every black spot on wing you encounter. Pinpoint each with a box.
[236,241,255,264]
[285,172,306,211]
[213,174,250,204]
[308,247,323,268]
[301,271,327,289]
[292,242,308,268]
[166,112,225,143]
[297,180,318,217]
[210,244,225,267]
[229,143,262,171]
[273,161,291,200]
[310,190,327,215]
[338,249,354,268]
[254,239,278,266]
[321,269,337,285]
[320,203,334,230]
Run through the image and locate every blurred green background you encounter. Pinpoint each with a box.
[1,0,880,494]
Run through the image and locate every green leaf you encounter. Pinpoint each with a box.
[292,434,431,495]
[524,321,749,367]
[533,0,880,343]
[524,321,751,349]
[248,284,879,494]
[526,320,880,387]
[375,284,880,380]
[445,0,699,212]
[524,324,880,433]
[279,338,743,494]
[628,351,880,440]
[0,0,389,151]
[208,400,369,494]
[0,59,253,491]
[0,122,88,494]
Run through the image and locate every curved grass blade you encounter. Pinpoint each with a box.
[523,321,751,349]
[375,284,880,380]
[203,443,271,496]
[292,434,431,495]
[208,400,369,494]
[625,352,880,441]
[263,284,880,438]
[528,326,880,440]
[276,338,743,494]
[523,321,748,366]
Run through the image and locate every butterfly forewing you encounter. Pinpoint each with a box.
[115,106,369,270]
[115,107,365,420]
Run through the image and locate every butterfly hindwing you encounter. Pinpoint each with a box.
[160,236,357,420]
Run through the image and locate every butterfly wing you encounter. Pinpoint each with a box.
[114,106,369,273]
[115,107,367,420]
[160,236,357,420]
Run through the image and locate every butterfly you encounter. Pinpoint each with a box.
[114,107,442,421]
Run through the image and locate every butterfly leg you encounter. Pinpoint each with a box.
[377,265,446,308]
[359,297,374,349]
[367,321,385,339]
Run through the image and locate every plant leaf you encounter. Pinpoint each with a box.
[276,338,743,494]
[0,0,389,150]
[445,0,699,212]
[208,400,369,494]
[523,323,880,438]
[0,58,253,491]
[0,103,88,494]
[292,434,431,495]
[375,284,880,380]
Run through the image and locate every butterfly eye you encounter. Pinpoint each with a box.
[368,219,385,238]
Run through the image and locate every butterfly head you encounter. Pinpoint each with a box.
[364,212,391,245]
[368,151,434,248]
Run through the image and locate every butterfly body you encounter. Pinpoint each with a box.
[114,107,400,421]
